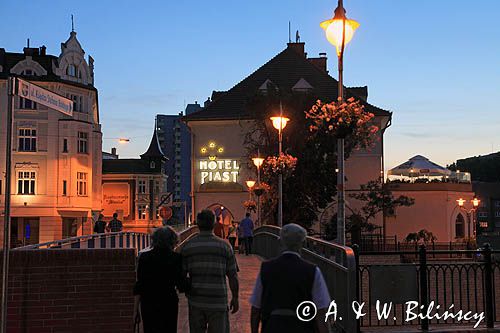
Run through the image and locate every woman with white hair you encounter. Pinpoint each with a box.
[133,226,187,332]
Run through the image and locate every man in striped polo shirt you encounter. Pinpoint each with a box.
[181,209,239,333]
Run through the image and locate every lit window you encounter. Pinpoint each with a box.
[138,205,147,220]
[77,132,88,154]
[76,172,88,196]
[138,180,146,194]
[478,212,488,218]
[19,97,37,110]
[17,171,36,195]
[18,128,37,152]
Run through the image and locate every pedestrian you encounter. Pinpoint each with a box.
[249,223,331,333]
[237,222,245,254]
[107,212,123,232]
[93,214,106,234]
[181,209,239,333]
[227,221,237,250]
[239,212,254,255]
[133,226,188,333]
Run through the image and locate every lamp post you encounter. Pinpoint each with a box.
[457,197,480,240]
[270,103,290,228]
[321,0,359,245]
[252,156,265,226]
[245,180,256,200]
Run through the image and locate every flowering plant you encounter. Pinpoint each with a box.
[253,182,270,197]
[305,97,378,148]
[263,153,298,178]
[243,200,257,212]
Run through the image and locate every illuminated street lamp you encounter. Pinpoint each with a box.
[118,138,130,143]
[252,155,265,225]
[457,197,481,239]
[321,0,359,245]
[270,103,289,228]
[245,180,256,200]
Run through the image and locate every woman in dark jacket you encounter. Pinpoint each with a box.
[133,227,187,333]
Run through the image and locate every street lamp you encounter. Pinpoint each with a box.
[270,103,289,228]
[321,0,359,246]
[252,155,265,225]
[457,197,481,239]
[245,180,256,200]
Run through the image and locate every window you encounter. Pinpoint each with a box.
[76,172,88,196]
[19,97,37,110]
[155,181,160,194]
[17,171,35,195]
[18,128,37,152]
[150,161,156,169]
[478,212,488,218]
[495,201,500,208]
[138,205,147,220]
[138,180,146,194]
[495,211,500,218]
[77,132,88,154]
[66,64,77,77]
[0,179,2,195]
[66,94,84,112]
[21,69,33,76]
[62,180,67,196]
[455,214,465,238]
[63,138,68,153]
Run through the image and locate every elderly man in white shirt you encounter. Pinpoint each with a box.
[249,223,331,333]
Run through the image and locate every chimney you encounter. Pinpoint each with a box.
[308,52,328,73]
[287,42,305,57]
[111,147,117,156]
[204,97,211,108]
[40,45,46,56]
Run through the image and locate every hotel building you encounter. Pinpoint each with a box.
[0,31,102,247]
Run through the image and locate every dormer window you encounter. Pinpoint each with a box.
[21,69,34,76]
[66,64,77,77]
[150,161,156,169]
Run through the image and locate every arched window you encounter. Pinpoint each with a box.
[455,214,465,238]
[66,64,77,77]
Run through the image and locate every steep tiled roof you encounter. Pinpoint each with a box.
[184,44,391,121]
[141,127,167,160]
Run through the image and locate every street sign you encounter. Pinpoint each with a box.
[17,78,73,116]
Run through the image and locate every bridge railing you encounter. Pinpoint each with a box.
[12,225,199,253]
[253,225,357,333]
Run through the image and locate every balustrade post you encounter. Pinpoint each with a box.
[352,244,361,333]
[419,245,429,331]
[483,243,494,328]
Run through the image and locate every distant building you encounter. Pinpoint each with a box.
[157,104,200,224]
[473,182,500,235]
[0,31,102,247]
[102,127,167,232]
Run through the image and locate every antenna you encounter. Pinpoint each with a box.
[27,38,30,48]
[71,14,74,32]
[288,21,291,43]
[296,30,300,43]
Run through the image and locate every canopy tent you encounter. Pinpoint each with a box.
[388,155,451,177]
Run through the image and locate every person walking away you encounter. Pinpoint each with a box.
[237,222,245,254]
[227,221,237,250]
[107,212,123,232]
[133,227,188,333]
[93,214,106,234]
[249,223,331,333]
[239,213,254,255]
[214,214,225,238]
[181,210,239,333]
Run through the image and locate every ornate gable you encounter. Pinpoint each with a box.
[55,31,94,85]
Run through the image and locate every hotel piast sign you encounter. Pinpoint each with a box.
[198,141,239,185]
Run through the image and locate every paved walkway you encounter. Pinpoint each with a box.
[177,254,262,333]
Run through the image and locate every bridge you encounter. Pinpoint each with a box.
[4,226,500,332]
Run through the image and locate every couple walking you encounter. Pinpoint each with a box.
[134,209,238,333]
[134,210,331,333]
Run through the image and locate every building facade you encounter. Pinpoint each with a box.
[184,42,392,229]
[102,128,167,232]
[0,31,102,247]
[157,104,200,224]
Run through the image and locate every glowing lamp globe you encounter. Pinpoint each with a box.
[456,198,466,207]
[246,180,256,189]
[472,197,480,207]
[252,157,265,168]
[320,6,359,55]
[119,138,130,143]
[270,116,290,131]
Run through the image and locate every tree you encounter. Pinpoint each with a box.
[244,87,379,229]
[404,229,437,245]
[346,180,415,244]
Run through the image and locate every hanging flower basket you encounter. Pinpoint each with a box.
[263,153,298,178]
[305,97,378,147]
[253,182,270,197]
[243,200,257,212]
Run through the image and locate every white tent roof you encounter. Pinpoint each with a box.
[388,155,451,177]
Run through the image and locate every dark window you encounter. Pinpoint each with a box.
[18,128,37,152]
[19,97,37,110]
[455,214,465,238]
[62,180,67,196]
[77,172,88,196]
[67,64,77,77]
[0,179,2,195]
[77,132,88,154]
[63,138,68,153]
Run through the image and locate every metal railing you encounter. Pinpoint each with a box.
[253,225,357,333]
[355,244,500,330]
[12,226,199,252]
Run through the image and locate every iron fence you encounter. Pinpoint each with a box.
[355,244,500,330]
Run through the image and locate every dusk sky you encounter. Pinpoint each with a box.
[2,0,499,171]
